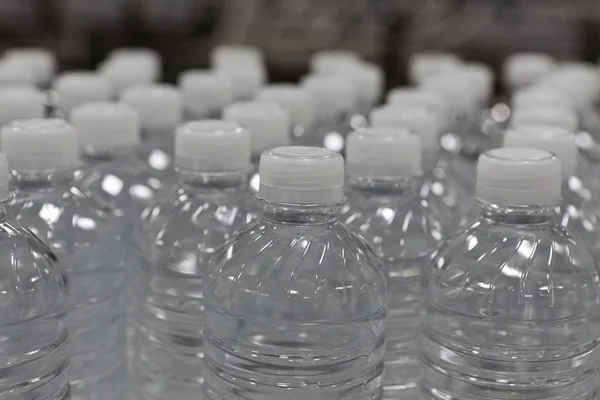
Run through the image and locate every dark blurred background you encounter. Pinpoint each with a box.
[1,0,598,88]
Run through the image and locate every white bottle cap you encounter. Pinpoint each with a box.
[1,118,79,171]
[0,153,9,200]
[316,61,383,109]
[370,105,440,150]
[346,127,422,178]
[0,87,45,127]
[422,73,478,115]
[210,45,264,67]
[175,120,250,172]
[223,101,291,155]
[120,84,183,132]
[503,125,577,179]
[3,48,56,86]
[256,84,316,129]
[510,106,578,132]
[98,58,158,95]
[0,59,37,87]
[71,102,140,150]
[512,86,572,110]
[107,47,161,82]
[386,87,450,125]
[503,52,555,90]
[178,70,234,117]
[538,65,600,108]
[463,63,494,103]
[53,72,112,115]
[301,75,357,117]
[408,52,462,85]
[476,148,561,206]
[259,146,344,204]
[310,50,360,73]
[215,65,265,101]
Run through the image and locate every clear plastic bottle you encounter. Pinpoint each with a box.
[256,84,317,147]
[370,104,473,227]
[178,70,234,120]
[131,120,256,400]
[341,128,448,399]
[51,72,112,118]
[120,83,183,181]
[0,86,45,128]
[222,100,290,193]
[421,148,600,400]
[2,118,127,400]
[0,152,70,399]
[72,102,167,227]
[203,146,388,400]
[503,125,600,264]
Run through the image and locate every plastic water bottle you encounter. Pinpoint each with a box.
[342,128,448,399]
[0,86,45,128]
[301,75,357,152]
[370,104,472,227]
[0,152,70,399]
[73,102,166,223]
[256,84,317,147]
[178,70,234,120]
[503,125,600,262]
[2,118,127,400]
[421,147,600,400]
[121,84,183,181]
[408,52,462,85]
[0,58,38,87]
[52,72,112,118]
[203,146,388,400]
[223,100,290,193]
[131,120,256,400]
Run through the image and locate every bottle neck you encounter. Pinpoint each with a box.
[261,200,341,225]
[479,202,558,224]
[10,168,77,189]
[175,168,248,192]
[143,126,176,144]
[347,175,418,196]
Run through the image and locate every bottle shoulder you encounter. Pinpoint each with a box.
[135,188,258,271]
[0,218,67,324]
[426,218,600,320]
[342,190,447,261]
[77,160,168,214]
[6,185,122,256]
[206,218,388,322]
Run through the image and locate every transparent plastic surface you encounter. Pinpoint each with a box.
[342,178,447,399]
[421,203,600,400]
[203,200,388,400]
[130,171,256,400]
[0,203,70,400]
[419,150,474,228]
[137,127,177,181]
[78,149,170,228]
[6,171,127,400]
